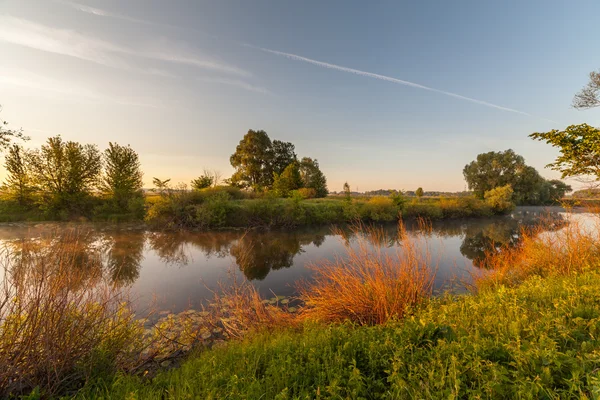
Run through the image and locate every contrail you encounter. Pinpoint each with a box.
[59,0,558,123]
[245,44,557,123]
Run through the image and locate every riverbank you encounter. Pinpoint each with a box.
[75,270,600,399]
[0,188,516,228]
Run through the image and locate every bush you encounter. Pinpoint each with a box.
[0,231,145,398]
[361,196,398,221]
[294,187,317,199]
[403,200,444,219]
[484,184,515,214]
[195,191,233,228]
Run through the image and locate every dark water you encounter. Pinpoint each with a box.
[0,207,578,315]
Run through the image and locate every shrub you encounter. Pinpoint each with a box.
[0,231,145,398]
[403,200,444,219]
[484,184,515,214]
[299,223,435,325]
[195,191,233,228]
[362,196,398,221]
[295,187,317,199]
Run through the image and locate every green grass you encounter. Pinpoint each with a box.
[75,271,600,399]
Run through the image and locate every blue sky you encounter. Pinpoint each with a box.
[1,0,599,191]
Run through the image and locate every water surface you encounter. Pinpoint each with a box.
[0,207,581,315]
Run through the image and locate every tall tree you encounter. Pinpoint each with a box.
[3,144,34,205]
[0,106,28,151]
[415,187,424,198]
[463,149,526,198]
[102,142,143,211]
[573,69,600,109]
[299,157,328,198]
[230,130,273,189]
[271,140,297,176]
[530,124,600,181]
[28,136,102,207]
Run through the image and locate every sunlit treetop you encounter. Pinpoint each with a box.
[530,124,600,180]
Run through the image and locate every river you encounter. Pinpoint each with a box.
[0,206,586,315]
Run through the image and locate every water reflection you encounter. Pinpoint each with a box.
[0,207,572,311]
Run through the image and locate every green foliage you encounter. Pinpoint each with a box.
[2,144,34,205]
[362,196,398,221]
[463,149,526,198]
[152,178,171,196]
[530,124,600,180]
[271,140,297,176]
[28,136,102,216]
[190,175,213,190]
[78,272,600,399]
[299,157,328,198]
[230,129,274,189]
[415,187,424,198]
[484,184,515,214]
[272,162,302,197]
[464,149,569,205]
[294,187,317,199]
[101,142,144,214]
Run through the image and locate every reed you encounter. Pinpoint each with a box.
[298,221,436,325]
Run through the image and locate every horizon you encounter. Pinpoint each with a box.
[1,0,600,192]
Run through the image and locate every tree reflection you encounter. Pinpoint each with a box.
[230,231,326,280]
[101,231,146,285]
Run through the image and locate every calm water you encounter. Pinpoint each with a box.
[0,207,581,315]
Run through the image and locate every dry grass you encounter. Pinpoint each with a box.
[0,230,147,398]
[204,272,297,339]
[298,221,436,325]
[475,213,600,289]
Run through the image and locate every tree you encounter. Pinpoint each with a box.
[272,162,302,197]
[230,130,273,190]
[191,174,214,190]
[152,178,171,196]
[3,144,34,205]
[573,70,600,109]
[102,142,143,211]
[545,179,571,202]
[343,182,351,195]
[530,124,600,181]
[463,149,526,198]
[0,106,28,151]
[415,187,424,198]
[28,136,102,209]
[299,157,328,198]
[271,140,297,176]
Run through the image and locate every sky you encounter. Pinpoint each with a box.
[1,0,599,192]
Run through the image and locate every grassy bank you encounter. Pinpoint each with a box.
[77,271,600,399]
[144,188,513,230]
[0,186,514,228]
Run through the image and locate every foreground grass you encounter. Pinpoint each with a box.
[77,271,600,399]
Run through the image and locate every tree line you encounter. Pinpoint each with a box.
[3,137,144,218]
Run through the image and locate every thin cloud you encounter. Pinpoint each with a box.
[247,45,558,123]
[0,68,160,108]
[197,76,272,95]
[56,1,556,122]
[0,16,249,77]
[58,0,150,24]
